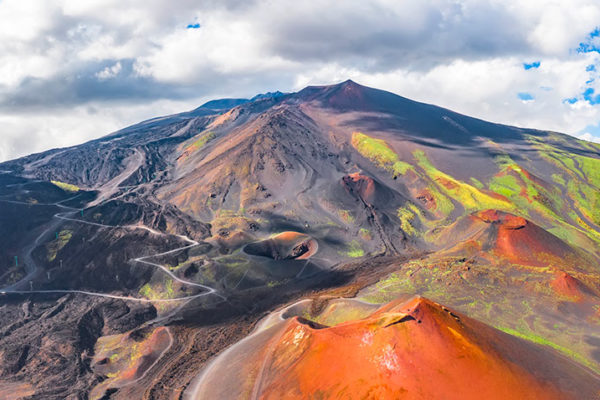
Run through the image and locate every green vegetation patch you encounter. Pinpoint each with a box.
[359,228,372,240]
[576,154,600,188]
[51,180,79,192]
[489,173,520,199]
[469,177,484,189]
[351,132,412,177]
[338,209,355,223]
[139,278,175,300]
[360,255,600,373]
[397,203,423,236]
[551,173,566,186]
[425,186,455,217]
[528,137,600,240]
[343,240,364,258]
[187,131,216,152]
[413,150,513,212]
[46,230,72,261]
[497,327,598,373]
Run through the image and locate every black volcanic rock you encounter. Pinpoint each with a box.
[0,81,599,399]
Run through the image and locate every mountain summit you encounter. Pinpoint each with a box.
[0,81,599,398]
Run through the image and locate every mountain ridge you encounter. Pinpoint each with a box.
[0,80,599,399]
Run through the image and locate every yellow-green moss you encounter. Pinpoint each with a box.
[51,180,79,192]
[397,204,422,236]
[497,327,597,373]
[413,150,513,212]
[46,230,72,261]
[528,137,600,237]
[344,240,364,258]
[469,177,484,189]
[139,279,175,300]
[188,131,215,151]
[338,209,355,223]
[359,228,372,240]
[351,132,412,177]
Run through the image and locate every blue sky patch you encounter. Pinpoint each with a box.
[577,27,600,53]
[580,123,600,136]
[564,97,578,104]
[583,88,600,104]
[523,61,540,70]
[186,23,201,29]
[518,92,534,101]
[587,64,596,72]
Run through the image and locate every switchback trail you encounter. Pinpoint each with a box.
[0,193,224,303]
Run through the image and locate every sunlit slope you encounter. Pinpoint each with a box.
[193,297,600,399]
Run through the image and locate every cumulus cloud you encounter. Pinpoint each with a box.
[578,132,600,143]
[0,0,600,161]
[96,62,122,80]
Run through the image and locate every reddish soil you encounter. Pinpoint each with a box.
[415,188,436,210]
[472,210,577,268]
[257,297,586,400]
[341,173,376,204]
[244,231,318,260]
[551,271,587,301]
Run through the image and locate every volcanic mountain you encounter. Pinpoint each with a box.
[192,296,600,399]
[0,80,599,399]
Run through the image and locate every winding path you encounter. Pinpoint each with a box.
[0,190,224,303]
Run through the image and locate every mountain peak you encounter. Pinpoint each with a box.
[250,90,287,101]
[198,295,588,400]
[340,78,363,87]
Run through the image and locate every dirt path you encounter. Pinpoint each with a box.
[0,195,223,302]
[88,148,144,207]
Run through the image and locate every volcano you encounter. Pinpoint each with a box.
[0,80,599,399]
[191,296,600,399]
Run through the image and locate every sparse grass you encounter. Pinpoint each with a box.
[139,278,175,300]
[351,132,412,177]
[188,131,215,152]
[497,327,598,373]
[413,150,513,212]
[426,186,455,217]
[359,252,600,375]
[487,153,573,237]
[551,173,566,186]
[217,255,249,271]
[92,327,170,398]
[312,304,374,327]
[527,137,600,241]
[359,228,372,240]
[338,209,355,223]
[51,180,79,192]
[576,154,600,188]
[344,240,364,258]
[211,209,258,235]
[397,204,421,236]
[469,177,484,189]
[46,230,72,261]
[489,174,520,198]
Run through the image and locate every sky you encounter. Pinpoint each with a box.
[1,0,600,161]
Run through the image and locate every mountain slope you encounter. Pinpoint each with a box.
[0,80,599,399]
[191,296,600,399]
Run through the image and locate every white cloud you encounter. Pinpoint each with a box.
[95,61,122,80]
[0,98,207,162]
[578,132,600,143]
[527,2,600,55]
[1,0,600,161]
